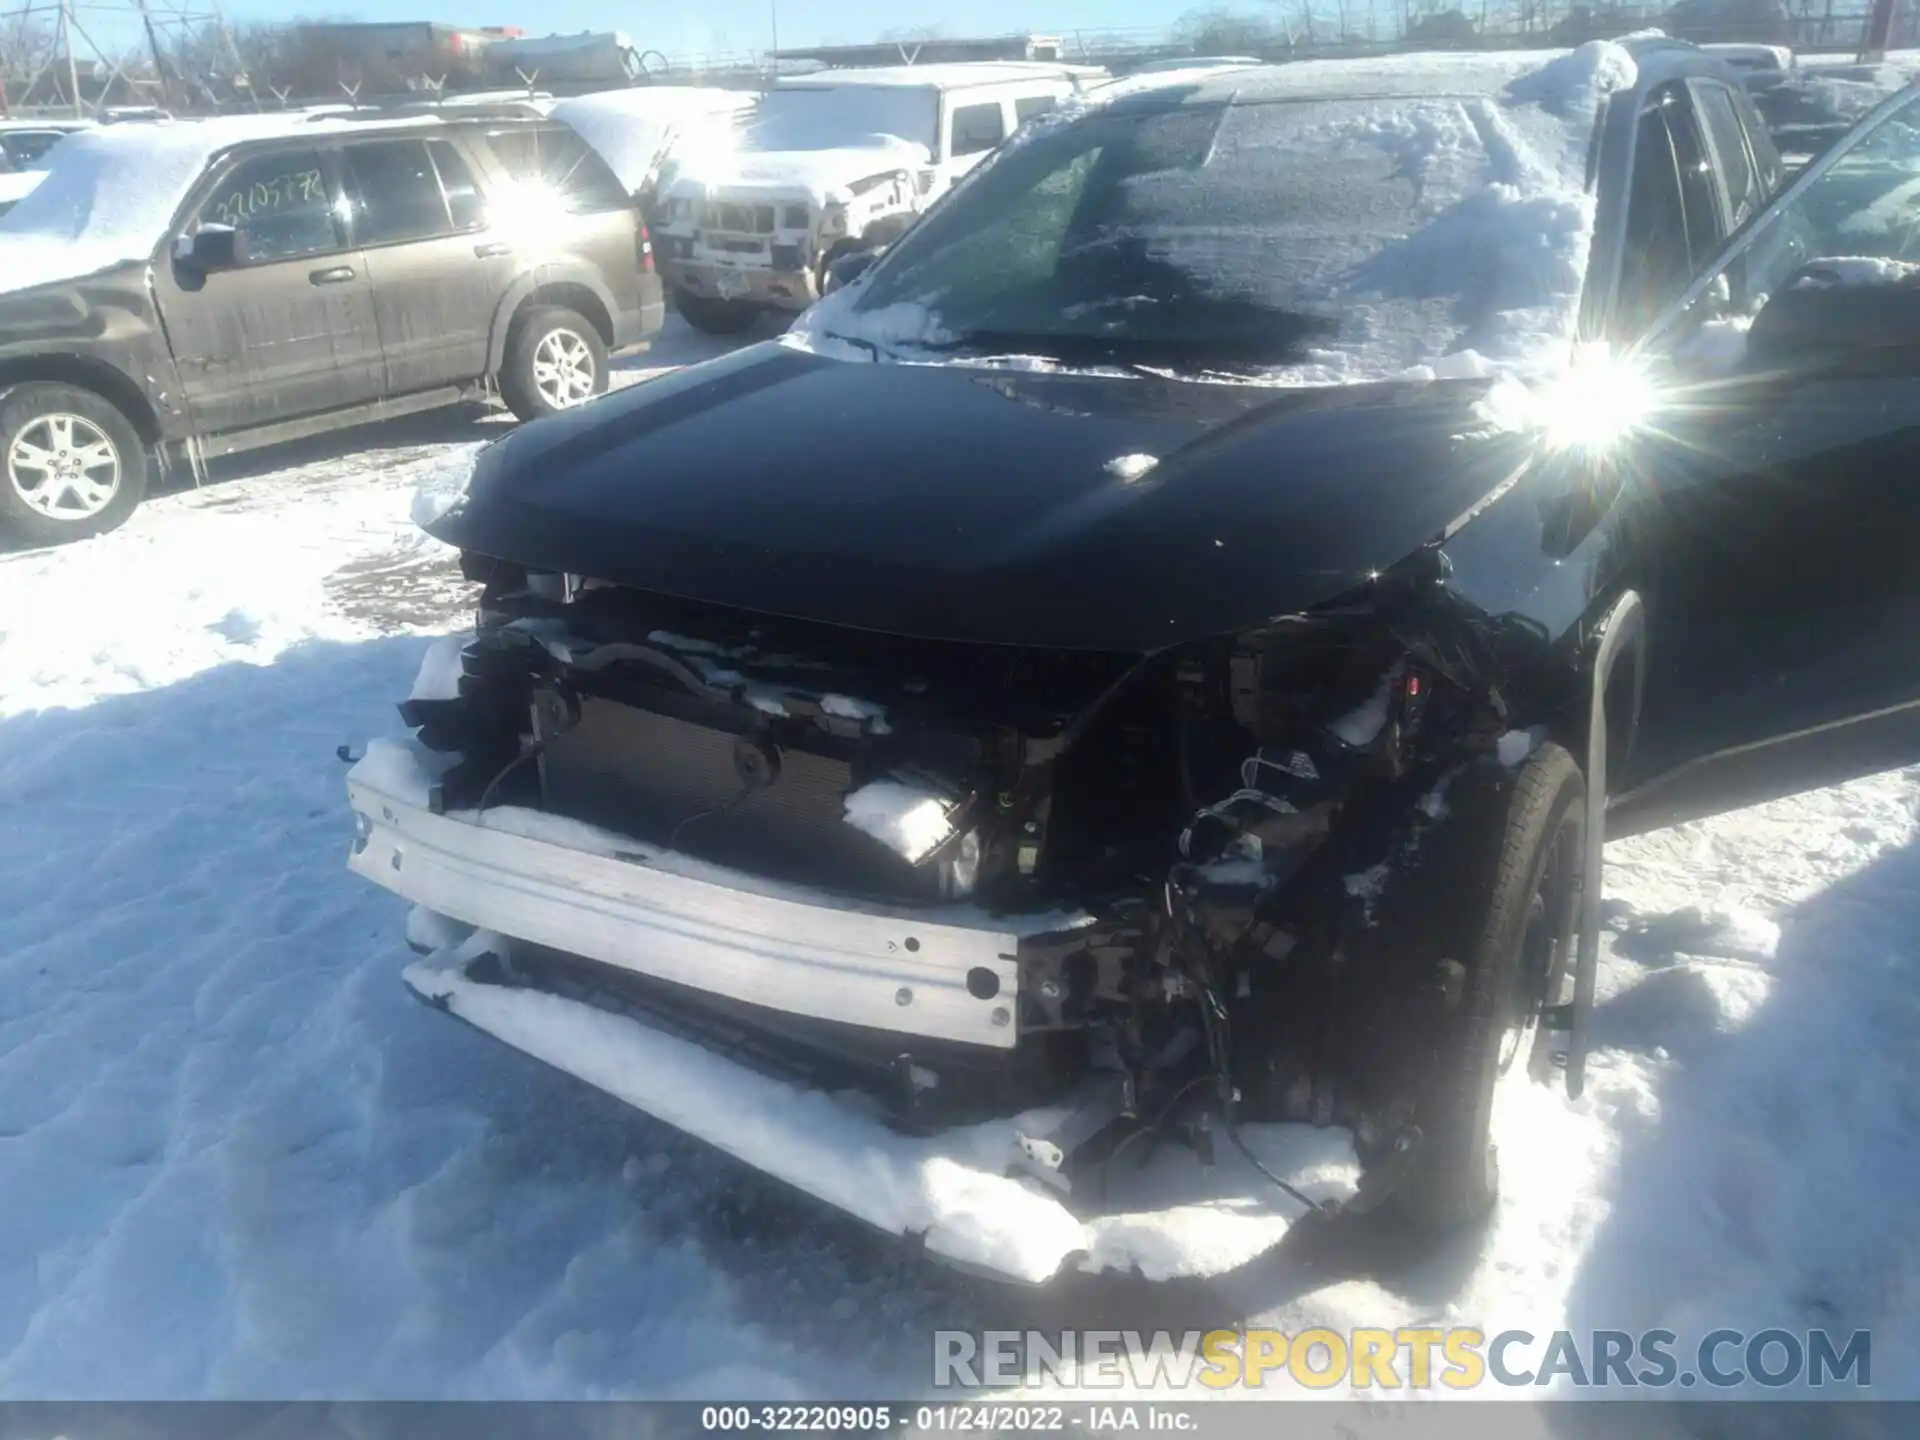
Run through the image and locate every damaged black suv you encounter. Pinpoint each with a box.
[347,46,1920,1279]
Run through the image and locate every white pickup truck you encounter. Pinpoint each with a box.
[654,62,1093,332]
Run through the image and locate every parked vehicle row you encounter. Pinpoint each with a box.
[347,40,1920,1278]
[0,65,1094,543]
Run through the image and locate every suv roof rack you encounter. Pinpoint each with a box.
[304,93,554,124]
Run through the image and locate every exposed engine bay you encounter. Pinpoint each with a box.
[397,550,1566,1214]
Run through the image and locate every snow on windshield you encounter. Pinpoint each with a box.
[551,88,750,193]
[0,114,313,293]
[796,43,1637,386]
[745,86,940,156]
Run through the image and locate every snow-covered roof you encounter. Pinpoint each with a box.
[0,170,46,207]
[552,87,756,193]
[1701,42,1794,72]
[774,61,1090,92]
[0,111,465,295]
[1117,48,1603,104]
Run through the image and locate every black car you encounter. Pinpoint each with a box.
[345,45,1920,1276]
[0,110,663,545]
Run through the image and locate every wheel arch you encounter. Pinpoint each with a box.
[1566,588,1645,1099]
[0,355,163,448]
[487,276,617,375]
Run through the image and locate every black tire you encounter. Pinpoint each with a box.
[1389,742,1585,1230]
[0,382,149,546]
[675,292,760,336]
[498,306,609,422]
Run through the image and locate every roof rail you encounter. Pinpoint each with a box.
[303,95,554,124]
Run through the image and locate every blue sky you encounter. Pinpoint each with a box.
[221,2,1199,60]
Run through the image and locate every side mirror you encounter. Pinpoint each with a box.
[824,248,881,295]
[173,225,247,272]
[1746,265,1920,375]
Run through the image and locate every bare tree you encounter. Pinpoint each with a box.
[1174,6,1291,53]
[1,10,58,83]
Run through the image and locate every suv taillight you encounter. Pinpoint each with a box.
[637,222,655,274]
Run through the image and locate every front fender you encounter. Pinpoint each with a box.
[1,260,192,438]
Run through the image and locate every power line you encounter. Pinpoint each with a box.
[0,0,253,116]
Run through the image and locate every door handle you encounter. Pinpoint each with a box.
[309,265,356,285]
[474,242,512,259]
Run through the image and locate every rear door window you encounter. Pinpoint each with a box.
[342,139,455,246]
[1616,105,1695,337]
[428,140,486,231]
[193,148,342,263]
[951,101,1009,157]
[1665,90,1726,267]
[483,124,631,212]
[1015,95,1058,125]
[1695,82,1761,229]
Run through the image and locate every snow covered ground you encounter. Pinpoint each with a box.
[1,316,1916,1401]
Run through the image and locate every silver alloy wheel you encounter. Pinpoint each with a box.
[531,328,597,409]
[7,412,122,521]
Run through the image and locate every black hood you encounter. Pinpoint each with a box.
[433,343,1536,652]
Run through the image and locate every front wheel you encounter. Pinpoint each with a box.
[1389,743,1585,1229]
[499,306,609,421]
[0,382,149,546]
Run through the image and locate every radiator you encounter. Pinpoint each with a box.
[537,696,939,900]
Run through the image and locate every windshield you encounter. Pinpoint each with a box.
[746,87,940,156]
[850,93,1594,377]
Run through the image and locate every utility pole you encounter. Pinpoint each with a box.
[59,0,83,115]
[769,0,779,75]
[136,0,175,111]
[1858,0,1897,62]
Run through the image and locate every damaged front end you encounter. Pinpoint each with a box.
[349,547,1562,1276]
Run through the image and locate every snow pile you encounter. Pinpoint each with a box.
[1791,256,1920,288]
[0,169,44,209]
[552,88,753,194]
[0,449,479,715]
[405,940,1360,1285]
[1103,453,1159,482]
[407,633,471,702]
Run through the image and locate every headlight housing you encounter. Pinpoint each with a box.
[819,202,850,239]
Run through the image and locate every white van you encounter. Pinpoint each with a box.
[655,62,1095,332]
